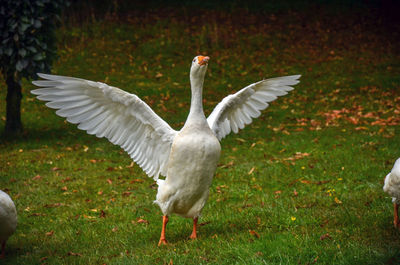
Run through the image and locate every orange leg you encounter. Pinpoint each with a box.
[190,217,198,239]
[0,241,5,259]
[158,215,169,246]
[394,203,399,229]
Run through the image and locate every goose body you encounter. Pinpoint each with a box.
[156,118,221,219]
[32,55,300,244]
[383,158,400,228]
[0,190,17,258]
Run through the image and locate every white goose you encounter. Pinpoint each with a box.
[0,190,17,258]
[32,55,300,245]
[383,158,400,229]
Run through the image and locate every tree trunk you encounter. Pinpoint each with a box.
[5,74,23,136]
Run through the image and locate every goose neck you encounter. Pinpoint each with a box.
[188,78,205,119]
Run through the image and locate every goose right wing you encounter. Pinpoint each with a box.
[207,75,300,140]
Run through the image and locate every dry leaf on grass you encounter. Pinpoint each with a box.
[320,233,331,240]
[249,230,260,238]
[67,252,82,257]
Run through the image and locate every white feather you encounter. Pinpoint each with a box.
[207,75,301,140]
[32,74,177,180]
[384,158,400,203]
[0,190,17,251]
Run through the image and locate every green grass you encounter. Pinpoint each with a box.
[1,4,400,264]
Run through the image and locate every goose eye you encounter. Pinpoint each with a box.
[193,59,196,62]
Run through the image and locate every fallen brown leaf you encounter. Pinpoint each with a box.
[220,160,234,169]
[44,203,64,208]
[137,218,149,224]
[29,213,46,217]
[126,161,135,168]
[315,180,330,185]
[235,137,246,143]
[300,179,312,184]
[320,220,329,227]
[122,191,132,197]
[295,203,316,209]
[249,230,260,238]
[100,210,106,218]
[67,252,82,257]
[198,221,211,226]
[32,175,42,180]
[130,179,144,183]
[334,197,342,204]
[61,177,72,183]
[320,233,331,240]
[299,179,330,185]
[284,152,310,161]
[248,167,255,175]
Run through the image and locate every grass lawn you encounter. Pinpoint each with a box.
[1,3,400,264]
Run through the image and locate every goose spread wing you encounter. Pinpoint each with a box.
[207,75,300,140]
[32,73,178,180]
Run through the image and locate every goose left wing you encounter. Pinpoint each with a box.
[32,73,178,180]
[207,75,300,140]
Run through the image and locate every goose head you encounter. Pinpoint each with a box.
[190,55,209,89]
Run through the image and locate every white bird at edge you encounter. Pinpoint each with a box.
[32,55,301,245]
[383,158,400,229]
[0,190,17,258]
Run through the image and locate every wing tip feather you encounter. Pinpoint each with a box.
[30,88,41,95]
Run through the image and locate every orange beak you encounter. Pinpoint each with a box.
[198,56,210,66]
